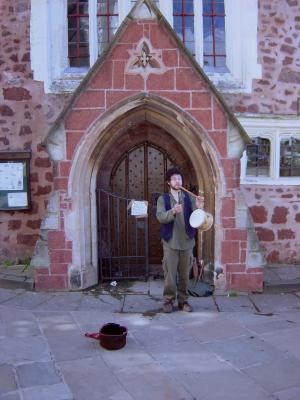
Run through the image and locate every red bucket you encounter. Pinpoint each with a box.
[85,323,127,350]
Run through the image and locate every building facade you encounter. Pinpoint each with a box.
[0,0,299,292]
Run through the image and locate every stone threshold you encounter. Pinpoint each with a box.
[0,264,34,290]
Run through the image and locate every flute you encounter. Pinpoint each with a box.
[180,186,204,198]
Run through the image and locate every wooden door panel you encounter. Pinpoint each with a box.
[111,142,174,264]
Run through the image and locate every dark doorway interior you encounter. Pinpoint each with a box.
[97,121,213,281]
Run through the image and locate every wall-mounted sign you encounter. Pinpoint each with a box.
[0,151,31,210]
[128,200,148,218]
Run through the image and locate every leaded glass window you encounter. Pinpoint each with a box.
[246,137,270,177]
[280,137,300,177]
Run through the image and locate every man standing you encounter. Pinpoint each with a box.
[156,167,204,313]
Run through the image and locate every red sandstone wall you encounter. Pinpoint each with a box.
[224,0,300,115]
[242,185,300,264]
[0,0,67,261]
[1,0,299,271]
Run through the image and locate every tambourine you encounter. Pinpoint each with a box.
[189,209,214,232]
[179,186,213,231]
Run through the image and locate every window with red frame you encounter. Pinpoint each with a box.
[173,0,195,55]
[203,0,226,68]
[131,0,159,7]
[68,0,90,67]
[97,0,119,54]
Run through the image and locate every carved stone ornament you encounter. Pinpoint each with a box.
[126,38,167,79]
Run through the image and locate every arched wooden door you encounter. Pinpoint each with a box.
[110,141,175,264]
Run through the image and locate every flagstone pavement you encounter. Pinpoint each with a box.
[0,280,300,400]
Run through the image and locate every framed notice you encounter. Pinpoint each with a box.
[0,151,31,210]
[128,200,148,218]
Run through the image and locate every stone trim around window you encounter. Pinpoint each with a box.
[239,116,300,185]
[30,0,261,94]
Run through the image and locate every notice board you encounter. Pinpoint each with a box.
[0,151,31,210]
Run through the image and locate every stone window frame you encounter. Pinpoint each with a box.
[240,116,300,185]
[30,0,261,94]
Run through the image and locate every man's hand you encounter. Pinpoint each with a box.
[195,196,204,209]
[172,204,182,214]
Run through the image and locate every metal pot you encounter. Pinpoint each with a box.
[85,323,127,350]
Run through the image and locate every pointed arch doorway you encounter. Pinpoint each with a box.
[96,121,214,281]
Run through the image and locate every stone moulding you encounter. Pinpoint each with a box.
[126,38,167,79]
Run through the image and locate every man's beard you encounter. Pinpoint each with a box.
[169,183,181,191]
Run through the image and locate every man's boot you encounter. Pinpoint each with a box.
[178,301,193,312]
[163,299,173,313]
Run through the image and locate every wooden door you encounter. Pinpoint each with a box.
[110,142,174,264]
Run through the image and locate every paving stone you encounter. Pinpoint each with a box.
[273,386,300,400]
[0,364,17,395]
[250,293,300,313]
[73,294,123,313]
[100,333,154,370]
[282,310,300,324]
[76,294,104,311]
[149,278,164,297]
[22,383,73,400]
[169,368,273,400]
[126,280,149,294]
[148,340,228,372]
[71,310,122,333]
[0,288,19,304]
[242,358,300,393]
[203,334,288,369]
[35,293,83,311]
[97,294,124,312]
[129,314,192,348]
[16,362,62,388]
[0,392,21,400]
[187,295,217,311]
[114,363,193,400]
[215,295,255,312]
[35,312,78,333]
[0,308,41,338]
[2,292,51,310]
[107,391,134,400]
[169,313,248,343]
[3,320,40,339]
[44,328,99,362]
[261,327,300,361]
[59,357,126,400]
[122,294,161,313]
[0,335,51,364]
[244,318,299,334]
[224,310,283,327]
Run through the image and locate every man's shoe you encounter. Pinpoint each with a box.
[178,301,193,312]
[163,300,173,313]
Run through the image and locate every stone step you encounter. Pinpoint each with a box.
[264,264,300,293]
[0,265,34,290]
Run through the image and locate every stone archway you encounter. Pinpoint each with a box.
[65,94,222,289]
[96,121,211,277]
